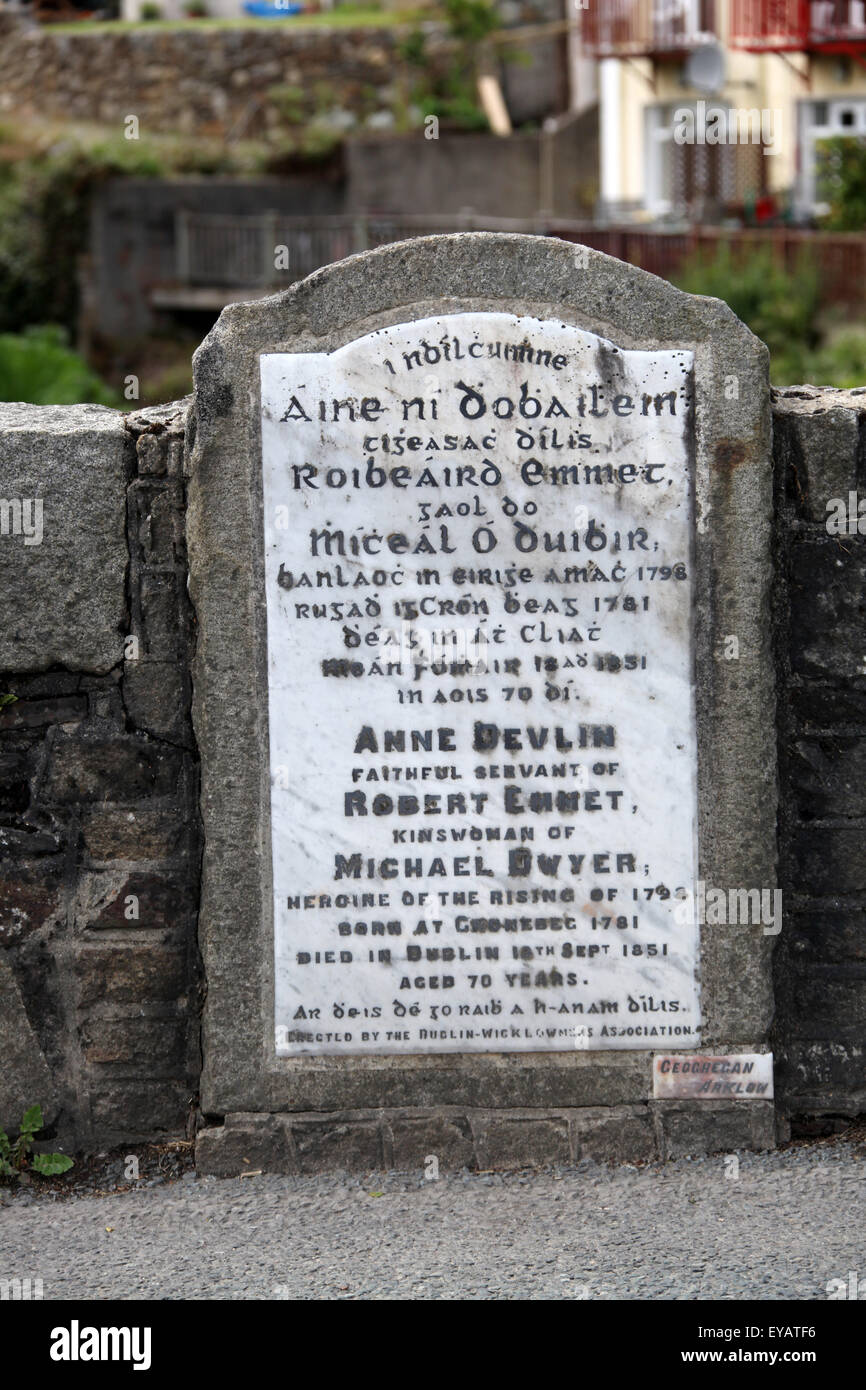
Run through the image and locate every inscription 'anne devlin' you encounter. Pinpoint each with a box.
[351,723,616,753]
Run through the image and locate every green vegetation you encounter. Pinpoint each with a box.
[0,327,118,406]
[816,136,866,231]
[400,0,499,131]
[439,0,499,43]
[0,1105,74,1180]
[0,122,279,343]
[793,325,866,388]
[49,9,427,35]
[673,242,866,386]
[266,77,354,159]
[672,243,836,385]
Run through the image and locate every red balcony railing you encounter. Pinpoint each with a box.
[730,0,866,52]
[581,0,718,59]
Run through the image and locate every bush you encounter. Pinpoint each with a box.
[672,242,821,382]
[816,136,866,231]
[801,326,866,388]
[397,0,499,131]
[441,0,498,43]
[0,326,118,406]
[140,2,163,18]
[0,134,245,340]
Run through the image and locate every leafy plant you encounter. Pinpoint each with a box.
[140,2,163,18]
[441,0,498,43]
[398,0,500,130]
[398,27,427,65]
[673,242,821,383]
[816,136,866,231]
[0,1105,74,1179]
[0,326,118,406]
[794,325,866,387]
[267,83,307,126]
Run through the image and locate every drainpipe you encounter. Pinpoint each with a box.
[599,57,621,220]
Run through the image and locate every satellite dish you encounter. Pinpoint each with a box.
[683,43,726,95]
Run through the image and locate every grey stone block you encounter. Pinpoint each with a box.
[80,806,189,861]
[291,1116,384,1174]
[571,1105,658,1163]
[470,1111,571,1169]
[42,734,183,805]
[774,389,861,523]
[122,661,189,743]
[387,1111,474,1171]
[195,1112,296,1177]
[196,1102,775,1176]
[0,957,57,1132]
[655,1099,776,1159]
[0,404,129,674]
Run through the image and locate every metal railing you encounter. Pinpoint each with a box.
[175,211,551,287]
[730,0,866,51]
[170,212,866,309]
[581,0,718,58]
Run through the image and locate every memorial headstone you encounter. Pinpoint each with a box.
[189,234,777,1173]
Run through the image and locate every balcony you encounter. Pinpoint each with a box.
[581,0,718,60]
[730,1,866,53]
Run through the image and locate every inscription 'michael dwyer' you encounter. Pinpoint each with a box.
[260,312,700,1057]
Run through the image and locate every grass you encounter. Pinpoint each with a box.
[48,10,429,34]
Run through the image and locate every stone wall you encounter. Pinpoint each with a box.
[0,10,568,140]
[0,401,201,1153]
[772,386,866,1127]
[0,15,433,139]
[1,376,865,1163]
[343,114,598,219]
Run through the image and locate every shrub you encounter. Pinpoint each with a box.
[0,326,118,406]
[672,242,821,381]
[801,326,866,388]
[816,136,866,231]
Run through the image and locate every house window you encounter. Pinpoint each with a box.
[645,103,767,220]
[799,98,866,214]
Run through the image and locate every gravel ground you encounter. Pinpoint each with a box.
[1,1135,864,1300]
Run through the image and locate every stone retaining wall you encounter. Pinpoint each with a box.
[1,371,864,1163]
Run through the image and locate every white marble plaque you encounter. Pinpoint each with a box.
[261,312,700,1056]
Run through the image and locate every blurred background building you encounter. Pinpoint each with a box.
[2,0,866,399]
